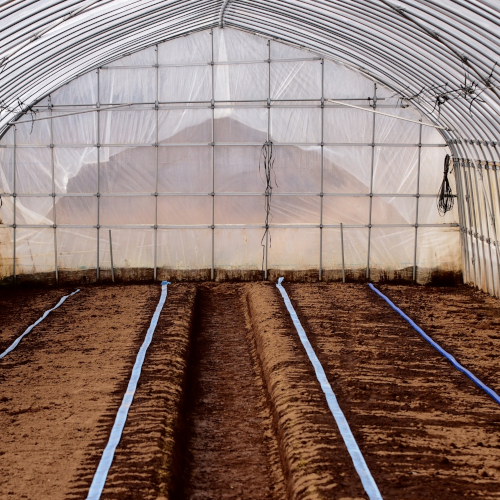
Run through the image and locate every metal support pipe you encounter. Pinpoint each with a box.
[50,96,58,285]
[466,160,482,288]
[96,67,101,282]
[12,126,16,285]
[340,222,345,283]
[154,44,159,281]
[472,161,490,292]
[461,159,477,285]
[412,121,422,282]
[264,38,271,281]
[109,229,115,283]
[319,58,324,281]
[453,154,471,285]
[366,82,377,279]
[484,162,500,295]
[476,161,496,295]
[210,28,215,281]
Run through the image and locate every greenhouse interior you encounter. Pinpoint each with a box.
[2,0,498,292]
[2,2,500,500]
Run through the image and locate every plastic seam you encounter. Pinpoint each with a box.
[276,277,383,500]
[368,283,500,406]
[86,280,171,500]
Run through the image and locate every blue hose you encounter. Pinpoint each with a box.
[368,283,500,406]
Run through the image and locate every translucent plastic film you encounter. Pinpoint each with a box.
[0,28,458,281]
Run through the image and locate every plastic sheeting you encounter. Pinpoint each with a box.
[0,28,459,279]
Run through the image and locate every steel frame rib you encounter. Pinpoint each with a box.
[2,1,500,292]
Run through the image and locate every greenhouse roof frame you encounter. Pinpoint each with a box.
[0,0,500,162]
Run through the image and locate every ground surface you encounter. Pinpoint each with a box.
[0,285,158,500]
[0,282,499,500]
[176,283,285,500]
[287,282,500,499]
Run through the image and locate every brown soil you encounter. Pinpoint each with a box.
[2,281,500,500]
[175,283,286,500]
[0,286,76,354]
[377,283,500,398]
[0,284,159,500]
[286,282,500,500]
[247,283,369,500]
[77,283,198,500]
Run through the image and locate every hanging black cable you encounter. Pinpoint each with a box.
[437,154,454,216]
[259,141,277,274]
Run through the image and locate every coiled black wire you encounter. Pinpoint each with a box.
[259,141,277,273]
[437,154,454,216]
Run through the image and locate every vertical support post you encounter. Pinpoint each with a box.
[476,160,495,295]
[462,159,477,285]
[50,96,58,285]
[319,58,324,281]
[472,161,489,292]
[484,162,500,295]
[109,229,115,283]
[340,222,345,283]
[96,68,101,282]
[265,38,271,281]
[154,44,159,281]
[366,83,377,279]
[13,126,16,285]
[453,153,470,285]
[412,121,422,282]
[467,160,482,288]
[493,162,500,291]
[210,28,215,281]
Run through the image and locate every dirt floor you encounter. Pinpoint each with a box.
[175,283,285,500]
[286,282,500,499]
[0,286,76,355]
[0,284,159,499]
[1,281,500,500]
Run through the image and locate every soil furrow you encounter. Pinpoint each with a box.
[377,284,500,395]
[175,283,285,500]
[247,282,368,500]
[96,283,197,500]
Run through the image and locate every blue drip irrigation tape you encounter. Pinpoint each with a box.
[276,278,383,500]
[0,289,80,360]
[368,283,500,406]
[86,281,171,500]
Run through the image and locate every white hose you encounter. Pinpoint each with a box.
[0,289,80,360]
[276,278,383,500]
[86,281,170,500]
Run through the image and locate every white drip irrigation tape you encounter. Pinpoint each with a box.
[86,281,171,500]
[369,283,500,406]
[276,278,383,500]
[0,289,80,360]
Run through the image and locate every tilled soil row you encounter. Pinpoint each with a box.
[2,282,500,500]
[0,286,77,354]
[377,283,500,398]
[87,283,198,500]
[286,282,500,500]
[246,283,369,500]
[0,284,159,500]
